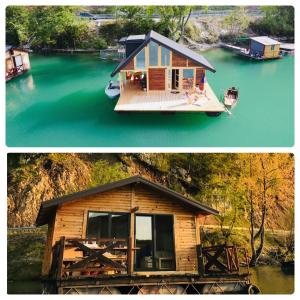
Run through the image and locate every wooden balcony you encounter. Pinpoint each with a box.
[114,83,225,113]
[50,238,250,281]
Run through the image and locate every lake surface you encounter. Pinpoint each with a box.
[7,266,294,294]
[6,50,294,147]
[250,265,294,294]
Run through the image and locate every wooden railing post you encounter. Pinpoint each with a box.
[196,244,205,276]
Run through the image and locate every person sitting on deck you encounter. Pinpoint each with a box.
[194,84,207,97]
[195,84,201,95]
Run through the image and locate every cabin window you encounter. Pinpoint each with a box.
[136,48,145,70]
[183,69,194,78]
[182,69,194,90]
[161,46,170,66]
[86,212,129,239]
[135,214,175,271]
[149,41,159,66]
[271,45,275,51]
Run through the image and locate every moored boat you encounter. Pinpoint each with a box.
[105,80,120,99]
[224,87,239,108]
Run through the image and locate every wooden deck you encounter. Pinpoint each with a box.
[114,83,225,112]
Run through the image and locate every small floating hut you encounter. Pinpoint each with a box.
[222,36,281,60]
[5,45,31,81]
[110,30,225,113]
[36,176,258,294]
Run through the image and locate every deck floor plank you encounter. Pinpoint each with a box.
[114,83,225,112]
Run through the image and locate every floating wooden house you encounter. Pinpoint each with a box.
[221,36,282,61]
[111,31,225,113]
[5,45,31,81]
[36,176,255,294]
[248,36,281,59]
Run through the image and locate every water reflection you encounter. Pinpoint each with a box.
[250,265,294,294]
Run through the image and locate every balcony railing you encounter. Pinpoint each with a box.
[197,244,250,276]
[50,237,133,279]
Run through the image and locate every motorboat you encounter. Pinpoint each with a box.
[105,80,120,99]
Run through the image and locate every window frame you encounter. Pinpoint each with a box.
[86,210,130,240]
[134,213,176,272]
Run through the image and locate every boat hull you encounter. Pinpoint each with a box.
[105,81,120,99]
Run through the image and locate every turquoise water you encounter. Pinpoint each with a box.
[6,50,294,147]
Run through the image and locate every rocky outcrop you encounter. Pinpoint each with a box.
[7,154,91,227]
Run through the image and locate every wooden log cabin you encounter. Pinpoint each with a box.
[111,31,225,113]
[36,176,255,294]
[5,45,31,82]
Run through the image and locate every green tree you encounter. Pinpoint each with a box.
[6,6,31,46]
[252,6,294,37]
[156,6,193,41]
[223,6,249,35]
[90,160,128,187]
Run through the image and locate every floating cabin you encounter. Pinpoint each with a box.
[111,31,225,113]
[248,36,281,59]
[238,36,281,60]
[222,36,282,61]
[36,176,256,294]
[5,45,31,82]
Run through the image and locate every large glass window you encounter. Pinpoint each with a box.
[135,214,175,271]
[183,69,194,78]
[161,46,170,66]
[149,41,158,66]
[86,212,129,239]
[136,48,145,70]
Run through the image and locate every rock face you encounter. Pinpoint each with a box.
[7,154,91,227]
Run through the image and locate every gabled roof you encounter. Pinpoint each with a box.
[111,30,216,76]
[250,36,281,46]
[36,175,218,226]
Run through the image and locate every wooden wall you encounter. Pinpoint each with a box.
[122,58,135,70]
[148,68,166,90]
[196,68,205,85]
[42,184,201,276]
[264,44,280,58]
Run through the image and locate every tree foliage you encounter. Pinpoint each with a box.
[90,160,128,188]
[6,6,107,49]
[223,6,250,35]
[250,6,294,38]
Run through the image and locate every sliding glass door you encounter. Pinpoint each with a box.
[135,214,175,271]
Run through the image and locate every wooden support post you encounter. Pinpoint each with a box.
[56,236,65,279]
[129,184,135,274]
[127,236,133,275]
[196,244,204,276]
